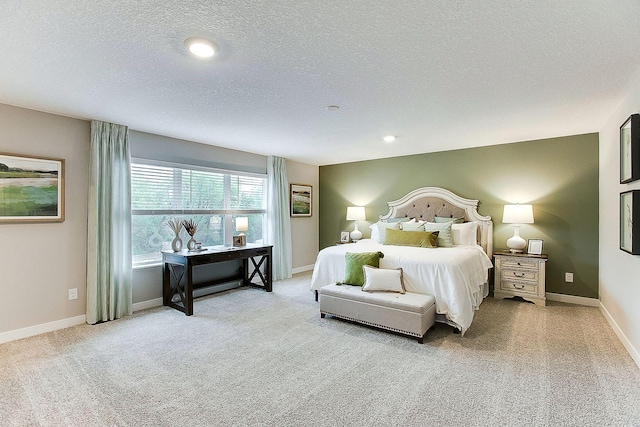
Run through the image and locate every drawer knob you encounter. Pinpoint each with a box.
[513,272,525,278]
[513,284,525,290]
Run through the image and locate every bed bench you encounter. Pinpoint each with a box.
[319,284,436,343]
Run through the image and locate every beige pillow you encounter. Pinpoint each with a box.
[361,265,405,293]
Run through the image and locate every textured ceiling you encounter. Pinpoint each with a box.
[1,1,640,166]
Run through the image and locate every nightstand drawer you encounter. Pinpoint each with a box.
[501,269,538,282]
[500,258,539,271]
[500,280,538,295]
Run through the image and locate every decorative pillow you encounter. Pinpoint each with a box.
[369,223,380,242]
[374,222,401,243]
[384,228,439,248]
[424,222,453,247]
[361,265,405,294]
[400,220,425,231]
[342,251,385,286]
[386,217,413,223]
[452,221,478,246]
[434,216,465,224]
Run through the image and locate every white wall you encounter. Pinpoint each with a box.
[599,75,640,368]
[287,159,319,273]
[0,104,89,336]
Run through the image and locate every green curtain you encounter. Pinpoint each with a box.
[267,156,292,280]
[86,120,132,324]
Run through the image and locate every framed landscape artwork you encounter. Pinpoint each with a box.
[620,114,640,184]
[290,184,312,217]
[620,190,640,255]
[0,152,65,223]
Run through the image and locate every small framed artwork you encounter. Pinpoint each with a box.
[340,231,350,243]
[527,239,544,255]
[620,114,640,184]
[620,190,640,255]
[233,234,246,247]
[0,152,65,223]
[290,184,312,217]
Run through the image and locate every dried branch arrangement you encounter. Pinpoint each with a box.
[183,219,198,236]
[167,218,183,235]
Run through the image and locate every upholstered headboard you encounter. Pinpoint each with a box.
[379,187,493,257]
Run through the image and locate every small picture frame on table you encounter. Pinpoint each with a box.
[233,235,246,247]
[620,114,640,184]
[340,231,350,243]
[527,239,544,255]
[620,190,640,255]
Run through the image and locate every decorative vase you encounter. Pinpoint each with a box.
[171,235,183,252]
[186,235,196,250]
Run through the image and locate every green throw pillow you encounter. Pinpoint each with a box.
[342,252,385,286]
[384,228,439,248]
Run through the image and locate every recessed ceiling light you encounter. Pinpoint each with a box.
[184,37,218,58]
[383,135,396,143]
[326,105,340,111]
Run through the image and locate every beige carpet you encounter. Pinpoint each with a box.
[1,272,639,426]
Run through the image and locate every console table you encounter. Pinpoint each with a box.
[162,244,272,316]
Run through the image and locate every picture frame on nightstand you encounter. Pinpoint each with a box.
[620,114,640,184]
[620,190,640,255]
[527,239,543,255]
[340,231,350,243]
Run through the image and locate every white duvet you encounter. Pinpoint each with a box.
[310,239,493,334]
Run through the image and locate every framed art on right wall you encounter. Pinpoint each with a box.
[620,113,640,184]
[620,190,640,255]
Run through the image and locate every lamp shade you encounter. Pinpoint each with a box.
[346,206,366,221]
[502,204,534,224]
[236,217,248,232]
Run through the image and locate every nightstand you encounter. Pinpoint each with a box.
[493,250,547,306]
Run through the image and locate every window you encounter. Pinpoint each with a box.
[131,160,267,267]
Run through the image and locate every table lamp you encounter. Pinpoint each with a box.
[502,204,534,253]
[234,216,248,246]
[346,206,366,241]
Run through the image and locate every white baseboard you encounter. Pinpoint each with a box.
[132,298,163,312]
[292,264,314,275]
[546,293,600,307]
[599,302,640,370]
[0,315,86,345]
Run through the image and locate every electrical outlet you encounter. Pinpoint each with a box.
[565,273,574,283]
[68,288,78,300]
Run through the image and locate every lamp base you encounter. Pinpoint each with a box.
[350,229,363,241]
[506,235,526,253]
[350,222,363,241]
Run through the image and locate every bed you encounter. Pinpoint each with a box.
[310,187,494,335]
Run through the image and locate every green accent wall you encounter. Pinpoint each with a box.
[319,133,599,299]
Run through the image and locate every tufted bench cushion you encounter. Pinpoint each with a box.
[319,283,436,343]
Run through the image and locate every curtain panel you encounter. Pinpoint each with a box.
[266,156,292,280]
[86,120,132,324]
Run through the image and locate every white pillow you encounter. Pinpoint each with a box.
[361,265,405,293]
[452,221,478,246]
[369,222,401,243]
[369,222,380,242]
[401,220,425,231]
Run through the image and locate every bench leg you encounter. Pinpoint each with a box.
[320,312,325,318]
[315,290,318,302]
